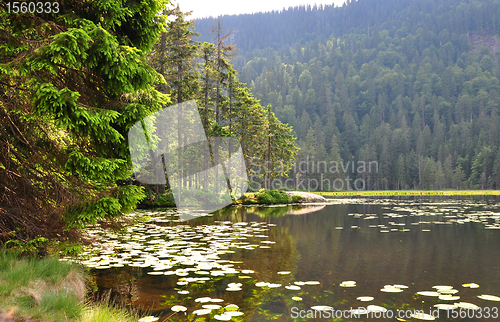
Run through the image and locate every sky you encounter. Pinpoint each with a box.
[175,0,348,20]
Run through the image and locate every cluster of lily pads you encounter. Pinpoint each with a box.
[331,199,500,232]
[68,211,295,320]
[67,199,500,321]
[329,280,500,320]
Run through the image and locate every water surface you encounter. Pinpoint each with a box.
[83,196,500,321]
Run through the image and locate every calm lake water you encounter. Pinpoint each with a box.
[85,196,500,321]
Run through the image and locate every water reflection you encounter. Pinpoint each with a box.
[84,197,500,321]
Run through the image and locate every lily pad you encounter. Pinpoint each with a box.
[340,281,356,287]
[171,305,187,312]
[411,312,436,320]
[311,305,333,311]
[478,294,500,301]
[203,304,222,310]
[438,294,460,301]
[367,305,387,312]
[357,296,374,301]
[138,317,159,322]
[454,302,479,309]
[195,297,211,303]
[214,314,232,321]
[434,304,458,310]
[381,285,404,293]
[416,291,441,297]
[192,309,212,315]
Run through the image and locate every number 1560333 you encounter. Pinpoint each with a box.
[6,2,60,14]
[447,307,498,319]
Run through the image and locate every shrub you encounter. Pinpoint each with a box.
[255,190,291,204]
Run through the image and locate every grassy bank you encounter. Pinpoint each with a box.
[0,250,144,322]
[235,190,302,205]
[315,190,500,197]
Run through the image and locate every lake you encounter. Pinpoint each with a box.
[82,196,500,321]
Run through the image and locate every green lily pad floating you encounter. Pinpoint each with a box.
[433,285,453,290]
[393,284,408,289]
[367,305,387,312]
[463,283,480,288]
[203,304,222,310]
[478,294,500,301]
[171,305,187,312]
[416,291,441,297]
[277,271,291,275]
[241,269,254,274]
[454,302,479,309]
[255,282,269,287]
[340,281,356,287]
[178,290,189,294]
[210,298,224,303]
[434,304,458,310]
[214,314,232,321]
[292,297,302,301]
[147,271,164,275]
[411,312,436,320]
[195,297,211,303]
[380,285,403,293]
[311,306,333,311]
[294,281,305,286]
[268,283,281,288]
[225,304,239,311]
[304,281,320,285]
[285,285,301,290]
[439,294,460,301]
[138,317,159,322]
[226,287,241,291]
[225,311,244,317]
[193,309,212,315]
[356,296,374,301]
[438,289,458,294]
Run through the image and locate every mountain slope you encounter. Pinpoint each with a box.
[195,0,500,191]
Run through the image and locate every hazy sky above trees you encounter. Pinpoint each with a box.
[178,0,347,19]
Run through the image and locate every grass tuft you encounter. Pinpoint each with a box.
[0,249,147,322]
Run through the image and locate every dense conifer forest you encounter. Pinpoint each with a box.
[195,0,500,190]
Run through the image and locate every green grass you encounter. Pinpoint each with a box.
[0,250,84,320]
[314,190,500,197]
[236,190,294,205]
[0,250,146,322]
[77,302,140,322]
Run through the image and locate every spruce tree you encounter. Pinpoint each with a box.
[0,0,169,240]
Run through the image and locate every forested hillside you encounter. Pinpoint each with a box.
[195,0,500,190]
